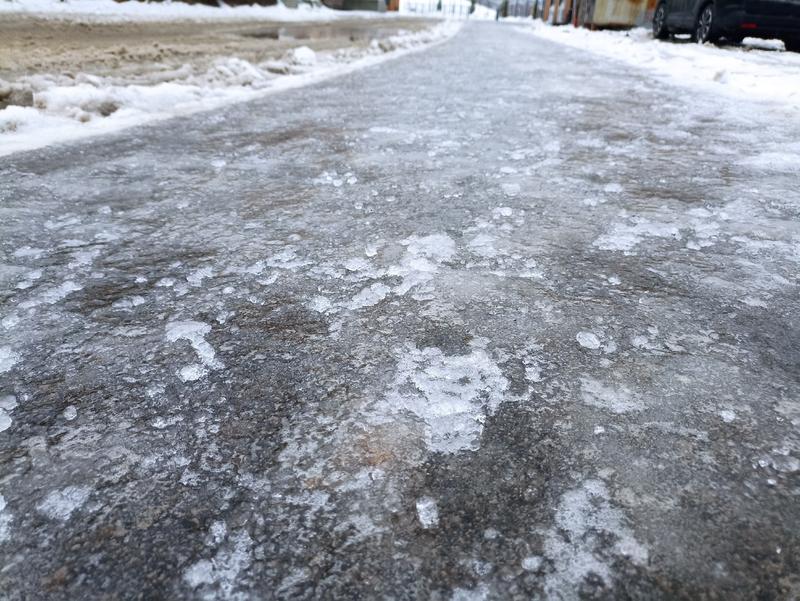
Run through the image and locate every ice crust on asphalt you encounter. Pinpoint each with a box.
[2,19,800,601]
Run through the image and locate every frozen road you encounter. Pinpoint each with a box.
[2,21,800,600]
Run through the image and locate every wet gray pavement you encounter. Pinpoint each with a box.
[1,21,800,601]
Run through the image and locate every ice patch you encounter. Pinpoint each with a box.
[13,246,45,259]
[36,486,92,520]
[307,295,333,313]
[179,364,208,382]
[580,377,643,413]
[389,233,456,296]
[67,248,100,268]
[349,282,391,310]
[742,296,768,308]
[1,314,20,330]
[416,496,440,529]
[0,395,18,433]
[521,556,543,571]
[187,266,213,286]
[265,247,311,270]
[594,218,680,253]
[576,331,601,350]
[384,341,508,454]
[0,493,10,542]
[468,233,498,259]
[184,530,253,597]
[451,584,490,601]
[543,479,648,597]
[112,295,146,310]
[0,347,21,374]
[501,183,521,197]
[19,280,82,309]
[165,320,223,379]
[343,257,372,273]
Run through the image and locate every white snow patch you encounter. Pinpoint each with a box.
[19,280,82,309]
[543,479,648,597]
[307,295,333,313]
[288,46,317,67]
[415,496,440,528]
[594,218,681,252]
[576,331,601,350]
[384,341,508,454]
[187,266,213,287]
[451,584,490,601]
[521,555,543,571]
[349,282,391,310]
[389,233,456,295]
[0,494,10,543]
[112,295,146,310]
[0,347,21,374]
[742,296,768,308]
[13,246,44,259]
[166,320,223,379]
[179,364,208,382]
[468,233,498,259]
[184,530,253,596]
[36,486,92,521]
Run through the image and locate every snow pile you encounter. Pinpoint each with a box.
[0,21,461,156]
[0,0,384,23]
[521,22,800,109]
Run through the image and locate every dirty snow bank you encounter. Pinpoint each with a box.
[0,21,460,156]
[521,22,800,110]
[0,0,391,23]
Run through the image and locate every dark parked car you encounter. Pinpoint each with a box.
[652,0,800,51]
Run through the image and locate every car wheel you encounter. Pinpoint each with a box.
[785,39,800,52]
[653,3,669,40]
[692,3,717,44]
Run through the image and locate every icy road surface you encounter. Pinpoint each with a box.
[2,21,800,601]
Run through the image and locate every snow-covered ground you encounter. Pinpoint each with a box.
[0,0,396,22]
[521,21,800,110]
[0,21,460,156]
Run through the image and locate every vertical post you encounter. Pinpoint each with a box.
[562,0,572,24]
